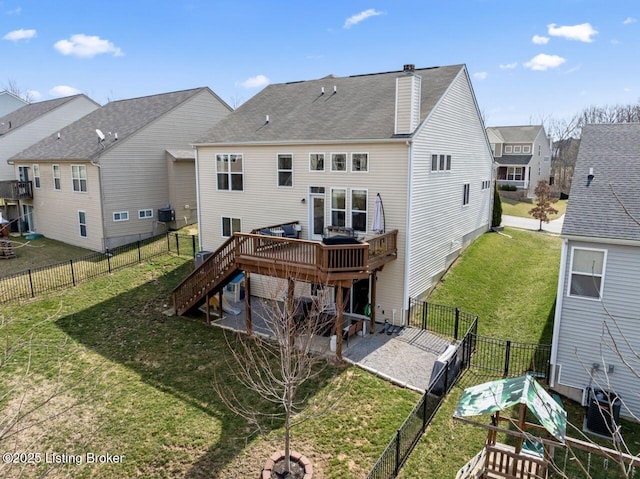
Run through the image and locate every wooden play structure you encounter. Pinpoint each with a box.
[0,239,15,259]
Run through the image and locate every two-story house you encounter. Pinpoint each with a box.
[550,123,640,421]
[487,125,551,198]
[0,95,100,231]
[173,64,494,357]
[9,88,231,250]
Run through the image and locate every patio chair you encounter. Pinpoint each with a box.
[281,224,298,238]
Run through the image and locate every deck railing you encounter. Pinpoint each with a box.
[0,180,33,200]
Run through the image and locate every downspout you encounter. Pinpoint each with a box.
[194,146,203,252]
[549,237,568,386]
[402,139,413,319]
[90,156,107,251]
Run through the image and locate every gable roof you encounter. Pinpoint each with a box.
[486,125,544,143]
[11,88,214,161]
[562,123,640,242]
[0,95,97,137]
[195,64,465,144]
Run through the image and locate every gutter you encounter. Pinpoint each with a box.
[194,146,203,252]
[549,237,568,386]
[191,137,410,148]
[402,139,413,317]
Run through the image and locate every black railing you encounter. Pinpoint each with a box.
[0,180,33,199]
[0,232,197,304]
[367,315,477,479]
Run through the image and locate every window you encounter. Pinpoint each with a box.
[463,183,470,205]
[221,216,241,237]
[113,211,129,222]
[71,165,87,192]
[331,188,346,227]
[351,189,368,232]
[138,209,153,219]
[431,154,452,172]
[481,180,491,190]
[569,248,606,299]
[277,153,293,187]
[216,154,244,191]
[309,153,324,171]
[331,153,347,172]
[507,167,524,181]
[523,145,531,153]
[33,164,40,188]
[78,211,87,238]
[505,146,513,153]
[351,153,369,172]
[53,165,61,190]
[514,146,522,153]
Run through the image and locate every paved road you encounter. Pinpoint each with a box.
[501,214,564,234]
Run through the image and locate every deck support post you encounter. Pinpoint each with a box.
[217,290,223,320]
[205,292,211,325]
[245,272,252,334]
[336,284,343,360]
[370,271,377,334]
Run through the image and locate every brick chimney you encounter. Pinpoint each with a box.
[395,64,421,135]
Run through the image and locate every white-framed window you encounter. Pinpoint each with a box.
[53,165,61,190]
[18,165,29,182]
[330,188,346,227]
[481,180,491,190]
[351,189,368,232]
[216,154,244,191]
[33,164,40,188]
[569,247,606,300]
[514,145,522,153]
[431,154,452,172]
[351,153,369,172]
[523,145,531,153]
[221,216,241,237]
[505,145,513,153]
[113,211,129,222]
[277,153,293,187]
[330,153,347,172]
[309,153,324,172]
[78,211,87,238]
[138,209,153,219]
[507,167,524,181]
[71,165,87,192]
[463,183,470,205]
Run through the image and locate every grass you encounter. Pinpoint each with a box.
[1,235,94,276]
[0,254,418,479]
[501,197,568,220]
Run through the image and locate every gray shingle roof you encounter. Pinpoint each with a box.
[562,123,640,241]
[486,125,543,143]
[0,95,97,136]
[11,88,209,161]
[195,64,465,144]
[494,154,533,166]
[166,148,195,160]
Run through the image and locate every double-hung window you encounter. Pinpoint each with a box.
[431,154,451,172]
[507,167,524,181]
[33,165,41,188]
[53,165,61,190]
[331,153,347,172]
[309,153,324,172]
[71,165,87,192]
[277,154,293,187]
[331,188,346,227]
[351,153,369,172]
[569,247,606,299]
[221,216,241,237]
[351,189,368,232]
[216,154,244,191]
[78,211,87,238]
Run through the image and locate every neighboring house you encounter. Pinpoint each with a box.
[174,64,494,355]
[0,95,100,227]
[0,90,28,117]
[487,125,551,198]
[550,123,640,420]
[9,88,231,250]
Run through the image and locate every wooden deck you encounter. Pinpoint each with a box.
[172,229,398,317]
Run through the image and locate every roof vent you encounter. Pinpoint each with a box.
[587,167,595,187]
[265,115,270,124]
[333,85,337,94]
[321,87,325,95]
[403,64,415,72]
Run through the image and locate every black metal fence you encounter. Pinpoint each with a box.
[366,315,478,479]
[0,232,198,304]
[408,297,478,340]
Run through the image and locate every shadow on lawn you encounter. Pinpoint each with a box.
[55,262,332,478]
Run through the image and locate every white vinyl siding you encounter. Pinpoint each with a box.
[277,153,293,187]
[113,211,129,222]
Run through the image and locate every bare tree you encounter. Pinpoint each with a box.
[213,275,349,477]
[2,79,34,103]
[528,180,558,231]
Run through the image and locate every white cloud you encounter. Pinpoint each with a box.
[524,53,566,71]
[499,62,518,70]
[532,35,549,45]
[3,28,36,41]
[547,23,598,42]
[6,7,22,15]
[54,34,123,58]
[240,74,270,89]
[623,17,637,25]
[49,85,82,97]
[344,9,384,29]
[473,72,488,80]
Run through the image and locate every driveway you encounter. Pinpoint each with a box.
[501,214,564,234]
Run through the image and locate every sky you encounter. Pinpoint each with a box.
[1,0,639,127]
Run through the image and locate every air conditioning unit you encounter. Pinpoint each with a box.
[194,250,213,267]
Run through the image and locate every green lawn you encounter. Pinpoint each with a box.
[501,197,567,220]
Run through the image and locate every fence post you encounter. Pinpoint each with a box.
[394,430,401,477]
[454,307,460,340]
[137,240,142,263]
[191,234,196,257]
[175,234,180,256]
[70,259,75,286]
[106,250,111,273]
[166,232,170,252]
[422,301,427,330]
[504,340,511,377]
[28,269,34,298]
